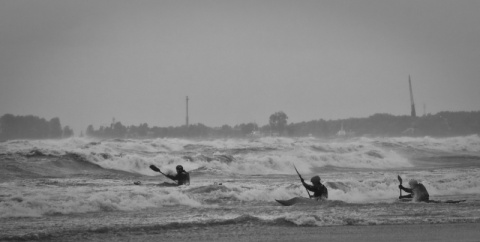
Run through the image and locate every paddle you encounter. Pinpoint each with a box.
[149,165,175,181]
[397,175,403,197]
[294,164,312,198]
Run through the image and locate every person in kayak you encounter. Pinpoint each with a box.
[301,175,328,200]
[399,179,429,202]
[165,165,190,186]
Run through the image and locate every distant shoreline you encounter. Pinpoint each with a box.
[2,111,480,140]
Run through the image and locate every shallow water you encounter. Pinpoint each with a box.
[1,136,480,240]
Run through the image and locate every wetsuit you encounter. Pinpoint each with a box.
[302,181,328,200]
[400,183,429,202]
[166,171,190,185]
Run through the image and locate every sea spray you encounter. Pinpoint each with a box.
[1,135,480,233]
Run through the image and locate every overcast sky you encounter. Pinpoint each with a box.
[1,0,479,134]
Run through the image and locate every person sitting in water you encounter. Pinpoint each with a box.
[165,165,190,186]
[399,179,429,202]
[301,175,328,200]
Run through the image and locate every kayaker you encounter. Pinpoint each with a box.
[399,179,429,202]
[301,175,328,200]
[165,165,190,186]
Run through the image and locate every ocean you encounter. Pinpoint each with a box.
[1,135,480,240]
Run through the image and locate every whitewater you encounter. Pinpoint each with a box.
[1,135,480,240]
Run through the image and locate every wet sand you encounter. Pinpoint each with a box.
[45,223,479,242]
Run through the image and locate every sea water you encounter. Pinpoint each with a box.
[1,135,480,240]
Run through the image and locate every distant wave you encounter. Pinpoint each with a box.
[1,135,479,177]
[0,150,137,180]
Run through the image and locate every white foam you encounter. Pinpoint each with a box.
[0,179,204,218]
[4,136,479,176]
[384,135,480,153]
[81,137,415,175]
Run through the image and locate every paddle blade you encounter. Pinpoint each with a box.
[397,175,403,197]
[149,165,160,172]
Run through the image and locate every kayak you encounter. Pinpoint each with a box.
[429,200,466,203]
[276,197,324,206]
[398,198,466,203]
[132,181,179,187]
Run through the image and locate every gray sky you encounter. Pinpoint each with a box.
[1,0,479,133]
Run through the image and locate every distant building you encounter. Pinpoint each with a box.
[336,123,346,136]
[247,130,263,139]
[402,127,415,135]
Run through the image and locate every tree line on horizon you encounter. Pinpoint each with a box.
[1,111,479,141]
[85,111,480,139]
[0,114,74,141]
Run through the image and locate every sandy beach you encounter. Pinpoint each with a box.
[38,223,479,242]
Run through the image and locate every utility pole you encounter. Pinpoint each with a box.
[409,75,416,117]
[186,96,189,127]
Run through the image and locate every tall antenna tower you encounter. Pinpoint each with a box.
[186,96,189,127]
[409,75,416,117]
